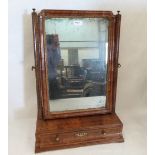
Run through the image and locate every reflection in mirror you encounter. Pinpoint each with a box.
[45,18,109,112]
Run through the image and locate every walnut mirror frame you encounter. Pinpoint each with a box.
[32,9,124,153]
[32,9,121,119]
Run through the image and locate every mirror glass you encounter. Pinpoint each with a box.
[45,18,109,112]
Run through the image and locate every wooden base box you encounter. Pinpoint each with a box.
[35,113,124,153]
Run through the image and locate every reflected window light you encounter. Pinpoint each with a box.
[73,20,83,26]
[105,42,108,64]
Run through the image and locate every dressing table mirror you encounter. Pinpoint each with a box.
[32,9,124,153]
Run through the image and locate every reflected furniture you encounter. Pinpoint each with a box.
[32,9,124,153]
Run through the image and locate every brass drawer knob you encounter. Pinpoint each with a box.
[102,130,106,135]
[55,136,60,142]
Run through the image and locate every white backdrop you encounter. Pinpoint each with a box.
[8,0,146,120]
[8,0,146,154]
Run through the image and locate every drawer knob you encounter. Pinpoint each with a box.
[55,136,60,142]
[75,132,88,137]
[102,130,106,135]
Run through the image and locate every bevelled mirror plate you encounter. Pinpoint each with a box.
[44,17,109,112]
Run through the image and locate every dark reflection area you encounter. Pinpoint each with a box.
[45,18,108,101]
[46,34,107,100]
[46,34,61,99]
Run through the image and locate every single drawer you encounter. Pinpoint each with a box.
[37,126,122,147]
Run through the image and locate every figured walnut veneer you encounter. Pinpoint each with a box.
[35,113,124,153]
[32,9,124,153]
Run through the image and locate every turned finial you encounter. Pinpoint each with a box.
[117,10,120,14]
[32,8,36,12]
